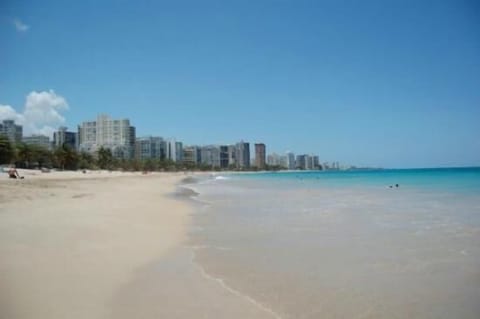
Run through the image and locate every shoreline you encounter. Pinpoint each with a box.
[0,170,277,319]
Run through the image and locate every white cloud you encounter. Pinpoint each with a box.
[0,104,24,122]
[0,90,69,138]
[13,18,30,32]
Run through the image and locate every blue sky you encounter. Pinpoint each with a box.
[1,0,479,168]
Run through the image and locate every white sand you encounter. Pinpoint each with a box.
[0,170,275,319]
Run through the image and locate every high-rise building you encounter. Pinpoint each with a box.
[165,139,183,163]
[227,145,237,167]
[183,146,201,166]
[305,154,313,170]
[23,135,51,149]
[220,145,229,169]
[175,142,183,163]
[78,114,136,159]
[235,141,250,169]
[296,154,307,170]
[278,155,288,168]
[135,136,166,161]
[77,121,96,152]
[166,139,175,162]
[286,152,295,170]
[254,143,266,169]
[267,152,288,169]
[200,145,221,168]
[313,156,321,170]
[0,120,22,144]
[53,127,78,150]
[129,126,136,157]
[267,152,280,166]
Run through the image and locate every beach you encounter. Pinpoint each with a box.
[0,171,274,319]
[1,169,479,319]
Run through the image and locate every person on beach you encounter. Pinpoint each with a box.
[8,166,22,179]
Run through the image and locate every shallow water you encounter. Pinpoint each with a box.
[187,169,480,318]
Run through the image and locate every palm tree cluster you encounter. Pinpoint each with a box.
[0,135,222,172]
[1,135,93,170]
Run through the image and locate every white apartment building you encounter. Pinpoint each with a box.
[78,114,135,159]
[166,139,183,163]
[267,152,281,166]
[286,152,295,170]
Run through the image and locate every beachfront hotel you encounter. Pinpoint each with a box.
[165,139,183,163]
[78,114,136,159]
[183,145,201,166]
[200,145,221,167]
[254,143,266,169]
[235,141,250,169]
[265,151,322,170]
[183,145,230,169]
[53,127,78,150]
[286,152,296,170]
[267,152,289,168]
[293,154,322,170]
[184,142,248,169]
[227,145,236,166]
[135,136,166,161]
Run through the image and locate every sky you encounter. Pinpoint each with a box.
[1,0,479,168]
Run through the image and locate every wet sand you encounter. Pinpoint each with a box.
[0,170,274,319]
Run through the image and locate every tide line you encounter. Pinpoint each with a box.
[190,251,283,319]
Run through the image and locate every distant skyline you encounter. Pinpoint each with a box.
[1,0,479,168]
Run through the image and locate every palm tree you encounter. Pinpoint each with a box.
[31,145,53,169]
[0,134,15,164]
[143,158,156,171]
[54,145,78,170]
[15,143,34,168]
[78,151,95,169]
[97,147,113,169]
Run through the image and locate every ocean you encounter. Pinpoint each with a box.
[184,168,480,318]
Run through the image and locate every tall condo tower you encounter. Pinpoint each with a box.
[235,141,250,169]
[254,143,266,169]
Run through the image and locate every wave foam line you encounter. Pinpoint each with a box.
[189,244,233,251]
[190,251,283,319]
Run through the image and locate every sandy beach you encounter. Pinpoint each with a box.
[0,170,274,319]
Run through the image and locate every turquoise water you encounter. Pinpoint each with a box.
[187,167,480,318]
[234,167,480,193]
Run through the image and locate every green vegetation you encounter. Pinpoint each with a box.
[0,137,296,172]
[0,138,243,172]
[96,147,114,170]
[0,135,15,164]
